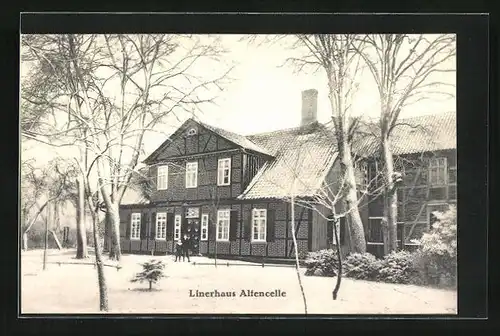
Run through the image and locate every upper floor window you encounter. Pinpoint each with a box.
[217,158,231,186]
[252,209,267,242]
[185,161,198,188]
[216,209,230,241]
[130,213,141,240]
[157,165,168,190]
[155,212,167,240]
[428,157,447,186]
[187,127,197,136]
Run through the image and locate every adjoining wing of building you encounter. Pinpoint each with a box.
[108,89,456,259]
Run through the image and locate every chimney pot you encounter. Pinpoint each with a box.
[301,89,318,126]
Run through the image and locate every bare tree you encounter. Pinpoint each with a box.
[285,34,369,253]
[264,127,385,301]
[20,159,76,252]
[353,34,456,254]
[21,34,234,261]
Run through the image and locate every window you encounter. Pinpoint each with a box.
[157,165,168,190]
[201,214,209,241]
[187,127,197,136]
[216,209,230,241]
[252,209,267,242]
[217,158,231,186]
[185,162,198,188]
[174,215,182,240]
[130,213,141,240]
[155,213,167,240]
[428,157,447,186]
[185,207,199,218]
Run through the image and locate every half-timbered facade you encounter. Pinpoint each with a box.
[108,89,457,259]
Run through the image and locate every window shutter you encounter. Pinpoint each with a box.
[125,212,131,239]
[150,212,156,238]
[166,213,174,239]
[229,210,238,241]
[140,212,147,239]
[266,209,275,242]
[327,215,334,244]
[244,210,252,241]
[339,217,346,245]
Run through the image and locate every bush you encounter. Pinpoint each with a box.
[343,253,381,281]
[131,259,166,291]
[413,206,457,288]
[304,249,339,277]
[378,250,419,284]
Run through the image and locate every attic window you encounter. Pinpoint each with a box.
[187,128,197,136]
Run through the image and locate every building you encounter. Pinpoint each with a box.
[108,89,456,259]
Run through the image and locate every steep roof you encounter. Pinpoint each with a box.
[196,120,274,157]
[121,187,150,206]
[239,112,456,200]
[139,112,456,202]
[143,118,273,164]
[352,111,456,157]
[239,122,338,200]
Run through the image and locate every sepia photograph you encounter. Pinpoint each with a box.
[20,28,458,315]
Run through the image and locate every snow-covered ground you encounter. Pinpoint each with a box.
[20,249,457,314]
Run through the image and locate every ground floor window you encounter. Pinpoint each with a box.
[156,212,167,240]
[216,209,230,241]
[130,213,141,240]
[201,214,209,241]
[252,209,267,242]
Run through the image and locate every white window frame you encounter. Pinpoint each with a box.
[200,214,209,241]
[251,209,267,243]
[155,212,167,240]
[185,161,198,188]
[428,157,448,186]
[174,215,182,240]
[216,209,230,242]
[130,213,141,240]
[157,165,168,190]
[217,158,231,186]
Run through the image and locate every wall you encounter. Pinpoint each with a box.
[118,200,314,258]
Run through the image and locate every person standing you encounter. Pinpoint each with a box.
[182,234,191,262]
[174,238,183,262]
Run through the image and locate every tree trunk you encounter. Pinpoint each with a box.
[23,231,29,252]
[92,209,109,311]
[149,281,152,291]
[332,217,343,300]
[381,137,398,254]
[291,197,308,314]
[107,203,122,261]
[339,146,367,254]
[76,176,88,259]
[43,204,50,270]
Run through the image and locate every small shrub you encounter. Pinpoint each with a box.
[378,250,419,284]
[343,253,381,281]
[131,259,166,291]
[304,249,339,277]
[412,206,457,288]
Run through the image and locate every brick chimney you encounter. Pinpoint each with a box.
[301,89,318,126]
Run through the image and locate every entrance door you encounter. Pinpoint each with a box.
[186,218,200,255]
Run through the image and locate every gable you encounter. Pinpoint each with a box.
[144,119,239,163]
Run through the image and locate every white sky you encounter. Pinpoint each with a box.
[21,34,456,166]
